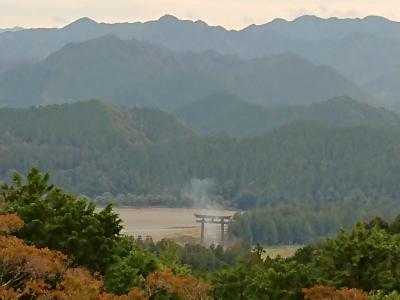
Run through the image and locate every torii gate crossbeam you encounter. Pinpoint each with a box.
[194,214,232,244]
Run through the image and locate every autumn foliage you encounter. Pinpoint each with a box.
[0,213,24,235]
[303,286,369,300]
[0,235,65,291]
[0,214,116,299]
[0,214,212,299]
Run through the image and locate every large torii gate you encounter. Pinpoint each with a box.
[194,214,232,244]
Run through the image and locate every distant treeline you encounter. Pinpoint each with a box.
[95,193,191,207]
[229,191,400,245]
[94,193,186,207]
[93,192,226,208]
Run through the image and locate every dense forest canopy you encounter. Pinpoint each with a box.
[1,100,400,202]
[1,99,400,202]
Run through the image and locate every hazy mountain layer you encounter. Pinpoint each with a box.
[178,95,400,137]
[1,15,399,63]
[2,15,399,109]
[0,35,367,110]
[363,68,400,111]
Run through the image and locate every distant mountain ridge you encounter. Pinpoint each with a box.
[0,26,23,34]
[1,14,398,109]
[1,15,399,61]
[244,15,400,40]
[178,95,400,137]
[0,34,368,110]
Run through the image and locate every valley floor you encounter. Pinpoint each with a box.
[114,207,236,244]
[115,207,301,257]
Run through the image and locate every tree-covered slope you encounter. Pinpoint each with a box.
[0,100,195,149]
[142,122,400,203]
[0,100,197,194]
[1,102,400,205]
[178,95,400,137]
[0,35,367,110]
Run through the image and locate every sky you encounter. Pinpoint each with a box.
[1,0,399,29]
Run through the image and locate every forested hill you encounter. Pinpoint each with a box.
[0,34,367,109]
[0,100,195,150]
[1,101,400,205]
[178,95,400,137]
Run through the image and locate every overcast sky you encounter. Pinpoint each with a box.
[1,0,399,29]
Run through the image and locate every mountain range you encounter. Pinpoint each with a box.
[0,34,368,110]
[0,15,399,109]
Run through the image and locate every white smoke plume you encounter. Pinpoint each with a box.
[182,178,229,244]
[182,178,220,210]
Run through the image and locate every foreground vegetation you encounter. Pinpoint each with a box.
[2,168,400,299]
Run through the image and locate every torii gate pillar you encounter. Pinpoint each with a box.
[194,214,232,244]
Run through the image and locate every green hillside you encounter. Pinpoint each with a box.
[0,100,195,194]
[1,101,400,204]
[0,100,195,149]
[178,95,400,137]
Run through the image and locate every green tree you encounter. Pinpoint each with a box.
[369,291,400,300]
[213,245,314,300]
[1,167,123,273]
[105,249,162,295]
[312,223,400,291]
